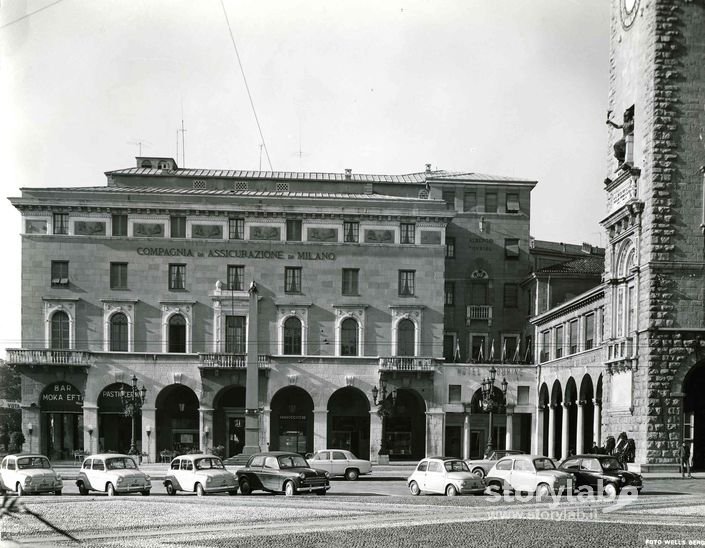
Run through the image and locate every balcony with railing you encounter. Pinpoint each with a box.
[605,337,636,372]
[198,353,271,370]
[6,349,93,367]
[466,305,493,325]
[378,356,438,373]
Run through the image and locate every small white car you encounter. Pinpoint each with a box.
[0,454,63,496]
[485,454,574,498]
[163,454,238,496]
[407,457,486,496]
[76,454,151,496]
[307,450,372,481]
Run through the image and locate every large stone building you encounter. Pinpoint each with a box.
[7,159,538,463]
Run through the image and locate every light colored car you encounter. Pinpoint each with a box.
[407,457,486,496]
[164,454,238,496]
[0,454,63,496]
[76,454,151,497]
[465,449,526,478]
[485,454,574,498]
[307,450,372,481]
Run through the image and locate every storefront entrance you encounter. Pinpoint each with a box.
[97,382,135,454]
[383,388,426,461]
[327,387,370,458]
[684,364,705,470]
[40,381,84,460]
[213,385,246,457]
[270,386,313,455]
[155,384,199,455]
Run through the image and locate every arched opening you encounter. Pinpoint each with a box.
[539,383,550,457]
[213,385,246,457]
[683,364,705,470]
[595,375,603,446]
[384,388,426,460]
[550,380,563,459]
[469,386,507,457]
[40,381,83,460]
[565,377,578,457]
[97,383,136,453]
[284,317,302,355]
[168,314,186,353]
[51,311,70,349]
[155,385,199,455]
[579,375,595,451]
[109,313,128,352]
[397,319,415,356]
[327,387,370,458]
[340,318,359,356]
[270,387,314,454]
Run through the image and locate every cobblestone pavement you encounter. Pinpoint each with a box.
[2,478,704,548]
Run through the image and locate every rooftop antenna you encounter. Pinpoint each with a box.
[127,139,151,157]
[175,130,180,165]
[178,101,187,167]
[292,120,308,170]
[259,144,263,171]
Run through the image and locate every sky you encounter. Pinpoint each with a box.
[0,0,611,354]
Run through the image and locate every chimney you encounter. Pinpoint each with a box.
[425,163,432,174]
[345,168,352,180]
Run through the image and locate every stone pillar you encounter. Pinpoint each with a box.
[425,409,445,457]
[548,404,556,458]
[463,412,470,459]
[593,399,602,447]
[23,406,41,454]
[313,408,328,452]
[140,406,156,463]
[534,406,545,455]
[199,406,214,453]
[369,410,382,463]
[260,406,271,451]
[576,401,585,455]
[244,285,261,454]
[505,406,514,450]
[82,403,99,455]
[561,402,570,460]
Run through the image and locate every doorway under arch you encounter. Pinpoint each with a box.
[155,385,199,455]
[97,382,135,454]
[683,364,705,470]
[384,388,426,461]
[327,387,370,458]
[270,387,314,455]
[213,385,246,458]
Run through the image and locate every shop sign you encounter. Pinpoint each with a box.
[98,383,131,414]
[40,382,83,413]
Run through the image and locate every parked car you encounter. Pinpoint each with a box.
[164,454,238,496]
[558,454,643,496]
[76,454,151,496]
[307,450,372,481]
[407,457,486,496]
[0,454,63,496]
[465,449,526,478]
[485,454,574,499]
[236,452,330,496]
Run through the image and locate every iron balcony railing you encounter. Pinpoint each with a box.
[466,305,493,323]
[6,349,93,367]
[198,353,271,369]
[378,356,437,371]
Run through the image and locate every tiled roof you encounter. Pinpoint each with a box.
[536,256,605,275]
[429,171,536,183]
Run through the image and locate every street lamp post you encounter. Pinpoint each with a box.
[480,367,508,457]
[120,374,147,456]
[372,381,397,461]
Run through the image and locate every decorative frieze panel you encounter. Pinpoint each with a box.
[74,221,106,236]
[133,223,165,237]
[419,230,441,245]
[250,225,281,240]
[364,229,394,244]
[306,227,338,242]
[25,219,48,234]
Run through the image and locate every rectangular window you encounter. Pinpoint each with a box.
[112,214,127,236]
[555,325,564,358]
[343,221,359,243]
[463,191,477,212]
[584,313,595,350]
[229,218,244,240]
[398,270,415,296]
[504,238,520,259]
[485,192,498,213]
[286,220,302,242]
[448,385,461,404]
[400,223,415,244]
[51,261,69,287]
[169,264,186,290]
[503,283,518,308]
[517,386,530,405]
[505,193,520,213]
[445,282,455,306]
[502,335,518,362]
[170,216,186,238]
[285,267,302,293]
[225,316,246,353]
[342,268,359,295]
[110,262,128,289]
[471,335,486,361]
[569,320,578,354]
[442,190,455,209]
[227,265,244,291]
[53,213,69,235]
[446,237,455,258]
[627,285,635,333]
[540,330,550,362]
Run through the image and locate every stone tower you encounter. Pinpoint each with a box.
[601,0,705,470]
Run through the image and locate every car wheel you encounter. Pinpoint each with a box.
[604,483,618,498]
[409,481,421,496]
[165,482,177,496]
[284,481,296,497]
[472,468,486,479]
[445,484,458,497]
[536,483,551,501]
[228,489,238,496]
[140,490,150,496]
[487,481,503,495]
[316,489,326,496]
[77,482,89,496]
[239,478,252,496]
[106,483,116,497]
[344,468,359,481]
[195,483,205,497]
[16,483,25,496]
[54,490,62,496]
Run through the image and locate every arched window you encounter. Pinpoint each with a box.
[340,318,359,356]
[397,319,415,357]
[168,314,186,353]
[284,317,302,355]
[51,311,70,349]
[109,313,128,352]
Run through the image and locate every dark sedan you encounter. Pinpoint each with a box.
[559,454,643,496]
[236,452,330,496]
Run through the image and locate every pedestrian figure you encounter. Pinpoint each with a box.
[679,442,693,478]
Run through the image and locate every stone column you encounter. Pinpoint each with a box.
[199,406,214,453]
[82,403,99,455]
[561,402,570,460]
[243,285,261,454]
[23,406,41,454]
[425,409,445,457]
[548,404,556,458]
[593,399,602,447]
[260,406,271,451]
[533,405,545,455]
[576,401,585,455]
[369,410,382,463]
[463,412,470,459]
[141,406,156,463]
[505,405,514,450]
[313,408,328,452]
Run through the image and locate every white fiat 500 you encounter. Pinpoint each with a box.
[163,454,238,496]
[0,454,63,496]
[76,454,151,497]
[485,454,574,498]
[407,457,486,496]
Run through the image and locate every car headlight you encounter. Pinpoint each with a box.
[144,474,151,481]
[56,474,62,480]
[206,476,213,483]
[24,477,32,485]
[621,477,626,483]
[298,472,306,480]
[324,472,330,479]
[116,476,125,484]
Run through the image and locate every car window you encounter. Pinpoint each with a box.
[171,460,180,470]
[495,459,512,471]
[93,460,105,471]
[444,460,470,472]
[416,461,428,472]
[600,457,621,471]
[264,457,278,469]
[533,458,556,471]
[562,458,580,470]
[278,455,308,469]
[196,458,224,470]
[580,458,601,472]
[17,457,50,469]
[1,459,6,470]
[332,452,346,460]
[106,457,137,470]
[513,459,533,472]
[6,460,15,471]
[83,459,92,469]
[249,456,266,468]
[181,460,193,471]
[428,461,443,473]
[316,452,329,460]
